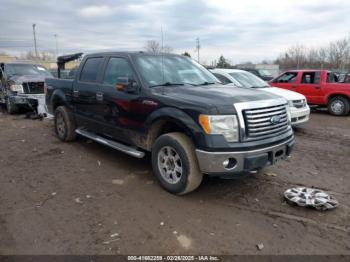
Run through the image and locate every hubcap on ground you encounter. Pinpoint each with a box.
[157,146,183,184]
[331,100,344,114]
[56,112,66,137]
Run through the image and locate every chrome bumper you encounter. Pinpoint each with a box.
[195,137,294,175]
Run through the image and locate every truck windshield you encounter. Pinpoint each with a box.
[229,71,270,88]
[135,55,219,87]
[4,64,53,78]
[258,70,272,77]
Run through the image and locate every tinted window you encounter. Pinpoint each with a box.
[103,57,134,85]
[213,73,232,84]
[327,72,339,83]
[301,72,320,84]
[276,72,298,83]
[80,57,103,82]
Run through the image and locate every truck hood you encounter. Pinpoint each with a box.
[260,87,306,101]
[7,75,45,84]
[151,84,280,113]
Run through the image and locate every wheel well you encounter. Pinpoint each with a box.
[144,120,192,151]
[327,94,350,104]
[52,96,65,111]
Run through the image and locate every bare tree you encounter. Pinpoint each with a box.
[144,40,173,54]
[275,36,350,71]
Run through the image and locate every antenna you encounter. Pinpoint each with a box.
[196,37,200,63]
[161,26,165,85]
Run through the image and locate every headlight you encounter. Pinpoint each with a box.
[199,114,239,142]
[9,84,24,93]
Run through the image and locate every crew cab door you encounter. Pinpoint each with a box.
[73,56,105,131]
[297,71,323,104]
[99,56,141,144]
[271,71,299,91]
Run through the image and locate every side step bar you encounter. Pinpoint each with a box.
[75,129,145,158]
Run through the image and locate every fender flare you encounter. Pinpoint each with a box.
[143,107,203,149]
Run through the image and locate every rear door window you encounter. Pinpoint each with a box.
[80,57,103,82]
[301,72,320,84]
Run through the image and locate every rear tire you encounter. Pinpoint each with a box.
[54,106,76,142]
[328,96,350,116]
[152,132,203,195]
[6,98,18,114]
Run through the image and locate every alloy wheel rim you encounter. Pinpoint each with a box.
[56,112,66,137]
[331,100,344,114]
[157,146,183,184]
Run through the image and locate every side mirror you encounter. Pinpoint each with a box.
[116,77,138,93]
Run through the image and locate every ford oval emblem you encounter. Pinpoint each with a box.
[270,115,281,125]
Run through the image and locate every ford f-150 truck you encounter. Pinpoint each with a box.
[0,62,53,114]
[270,70,350,116]
[46,52,294,194]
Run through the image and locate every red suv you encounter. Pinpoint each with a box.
[270,70,350,116]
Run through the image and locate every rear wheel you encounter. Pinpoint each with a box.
[6,98,18,114]
[152,132,203,195]
[328,96,350,116]
[54,106,76,141]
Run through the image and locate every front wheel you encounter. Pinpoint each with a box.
[152,132,203,195]
[328,96,350,116]
[54,106,77,142]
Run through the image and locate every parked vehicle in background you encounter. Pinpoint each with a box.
[270,70,350,116]
[46,52,294,194]
[211,69,310,126]
[239,68,274,81]
[0,62,53,114]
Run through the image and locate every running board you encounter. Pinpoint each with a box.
[75,129,145,158]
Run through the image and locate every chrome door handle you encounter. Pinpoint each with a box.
[73,90,79,97]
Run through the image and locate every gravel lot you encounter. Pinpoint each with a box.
[0,108,349,255]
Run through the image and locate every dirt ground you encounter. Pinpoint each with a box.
[0,107,349,255]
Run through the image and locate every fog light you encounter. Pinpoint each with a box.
[222,158,237,169]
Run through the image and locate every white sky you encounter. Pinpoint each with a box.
[0,0,349,64]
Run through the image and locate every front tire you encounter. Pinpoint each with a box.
[152,132,203,195]
[328,96,350,116]
[54,106,76,142]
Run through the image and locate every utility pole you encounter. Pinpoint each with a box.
[54,34,58,58]
[196,37,200,63]
[32,24,38,58]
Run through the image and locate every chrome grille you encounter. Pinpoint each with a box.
[23,82,44,94]
[243,104,289,140]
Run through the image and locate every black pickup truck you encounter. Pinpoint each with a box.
[46,52,294,194]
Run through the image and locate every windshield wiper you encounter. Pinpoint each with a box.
[149,82,184,88]
[193,81,216,86]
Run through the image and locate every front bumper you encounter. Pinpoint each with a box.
[290,106,310,126]
[9,94,48,115]
[195,136,294,175]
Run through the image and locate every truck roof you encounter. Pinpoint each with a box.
[286,69,331,73]
[83,51,182,58]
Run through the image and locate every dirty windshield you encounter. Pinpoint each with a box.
[5,64,53,77]
[136,55,219,87]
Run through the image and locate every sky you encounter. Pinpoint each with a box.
[0,0,349,64]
